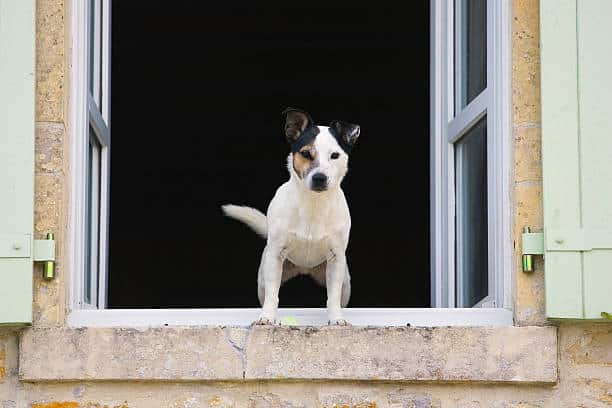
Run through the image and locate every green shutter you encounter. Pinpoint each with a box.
[541,0,612,320]
[0,0,36,325]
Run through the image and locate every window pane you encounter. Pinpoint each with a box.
[89,0,102,104]
[88,0,94,94]
[86,126,102,306]
[85,136,92,304]
[455,0,487,111]
[455,116,487,307]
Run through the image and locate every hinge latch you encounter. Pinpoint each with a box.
[33,232,55,280]
[521,227,544,273]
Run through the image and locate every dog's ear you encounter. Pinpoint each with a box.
[329,120,360,152]
[282,107,314,143]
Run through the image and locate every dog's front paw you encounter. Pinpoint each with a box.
[252,317,277,326]
[328,318,351,326]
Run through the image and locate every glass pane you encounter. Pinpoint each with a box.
[88,0,94,94]
[86,126,102,306]
[85,135,93,304]
[455,116,488,307]
[455,0,487,111]
[99,0,105,110]
[89,0,102,104]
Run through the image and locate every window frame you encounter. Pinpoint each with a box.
[430,0,512,310]
[71,0,111,311]
[69,0,512,326]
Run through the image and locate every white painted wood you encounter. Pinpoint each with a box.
[71,0,111,310]
[430,0,445,307]
[485,0,496,310]
[431,0,458,308]
[445,0,457,309]
[70,0,89,311]
[434,0,512,309]
[88,96,110,147]
[97,0,111,309]
[495,0,513,310]
[447,89,488,144]
[67,308,514,328]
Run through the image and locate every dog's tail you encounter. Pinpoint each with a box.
[221,204,268,238]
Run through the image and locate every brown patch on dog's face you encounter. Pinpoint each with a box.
[292,145,318,179]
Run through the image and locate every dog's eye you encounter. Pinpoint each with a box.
[300,150,312,160]
[331,152,340,160]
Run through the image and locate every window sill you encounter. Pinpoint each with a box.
[19,324,557,384]
[64,308,514,327]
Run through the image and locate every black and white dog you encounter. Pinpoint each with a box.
[222,108,360,325]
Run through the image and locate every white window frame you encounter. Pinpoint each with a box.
[69,0,512,327]
[70,0,111,311]
[431,0,512,309]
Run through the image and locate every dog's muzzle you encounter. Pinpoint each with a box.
[310,173,328,191]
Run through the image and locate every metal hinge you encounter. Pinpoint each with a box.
[33,232,56,280]
[521,227,544,273]
[0,232,55,279]
[521,226,612,272]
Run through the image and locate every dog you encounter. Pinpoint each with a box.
[222,108,360,325]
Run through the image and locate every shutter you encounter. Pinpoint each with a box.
[0,0,36,325]
[540,0,612,319]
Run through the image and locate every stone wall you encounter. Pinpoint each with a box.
[0,0,611,407]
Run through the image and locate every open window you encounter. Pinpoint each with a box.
[71,0,111,310]
[431,0,511,309]
[70,0,511,326]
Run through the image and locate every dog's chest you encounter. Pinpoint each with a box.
[285,215,334,268]
[286,235,332,268]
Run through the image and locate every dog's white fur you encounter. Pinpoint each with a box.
[222,125,353,325]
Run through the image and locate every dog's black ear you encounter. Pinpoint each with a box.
[282,107,314,143]
[329,120,360,152]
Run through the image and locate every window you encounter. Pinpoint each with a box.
[71,0,111,309]
[431,0,511,309]
[70,0,511,326]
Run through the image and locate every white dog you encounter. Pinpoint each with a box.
[222,108,360,325]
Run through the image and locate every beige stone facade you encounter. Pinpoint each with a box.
[1,0,611,406]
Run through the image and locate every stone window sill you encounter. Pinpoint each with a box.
[19,326,557,383]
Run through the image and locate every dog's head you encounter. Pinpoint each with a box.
[282,107,360,193]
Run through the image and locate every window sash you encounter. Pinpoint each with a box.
[431,0,511,309]
[451,0,491,308]
[72,0,111,310]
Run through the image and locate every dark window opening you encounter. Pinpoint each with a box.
[109,1,430,308]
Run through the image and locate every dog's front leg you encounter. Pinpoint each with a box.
[255,244,284,325]
[326,252,350,325]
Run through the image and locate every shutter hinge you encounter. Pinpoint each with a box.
[33,232,55,280]
[521,227,544,273]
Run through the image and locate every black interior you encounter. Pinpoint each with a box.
[109,1,430,308]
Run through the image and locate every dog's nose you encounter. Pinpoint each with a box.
[311,173,328,191]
